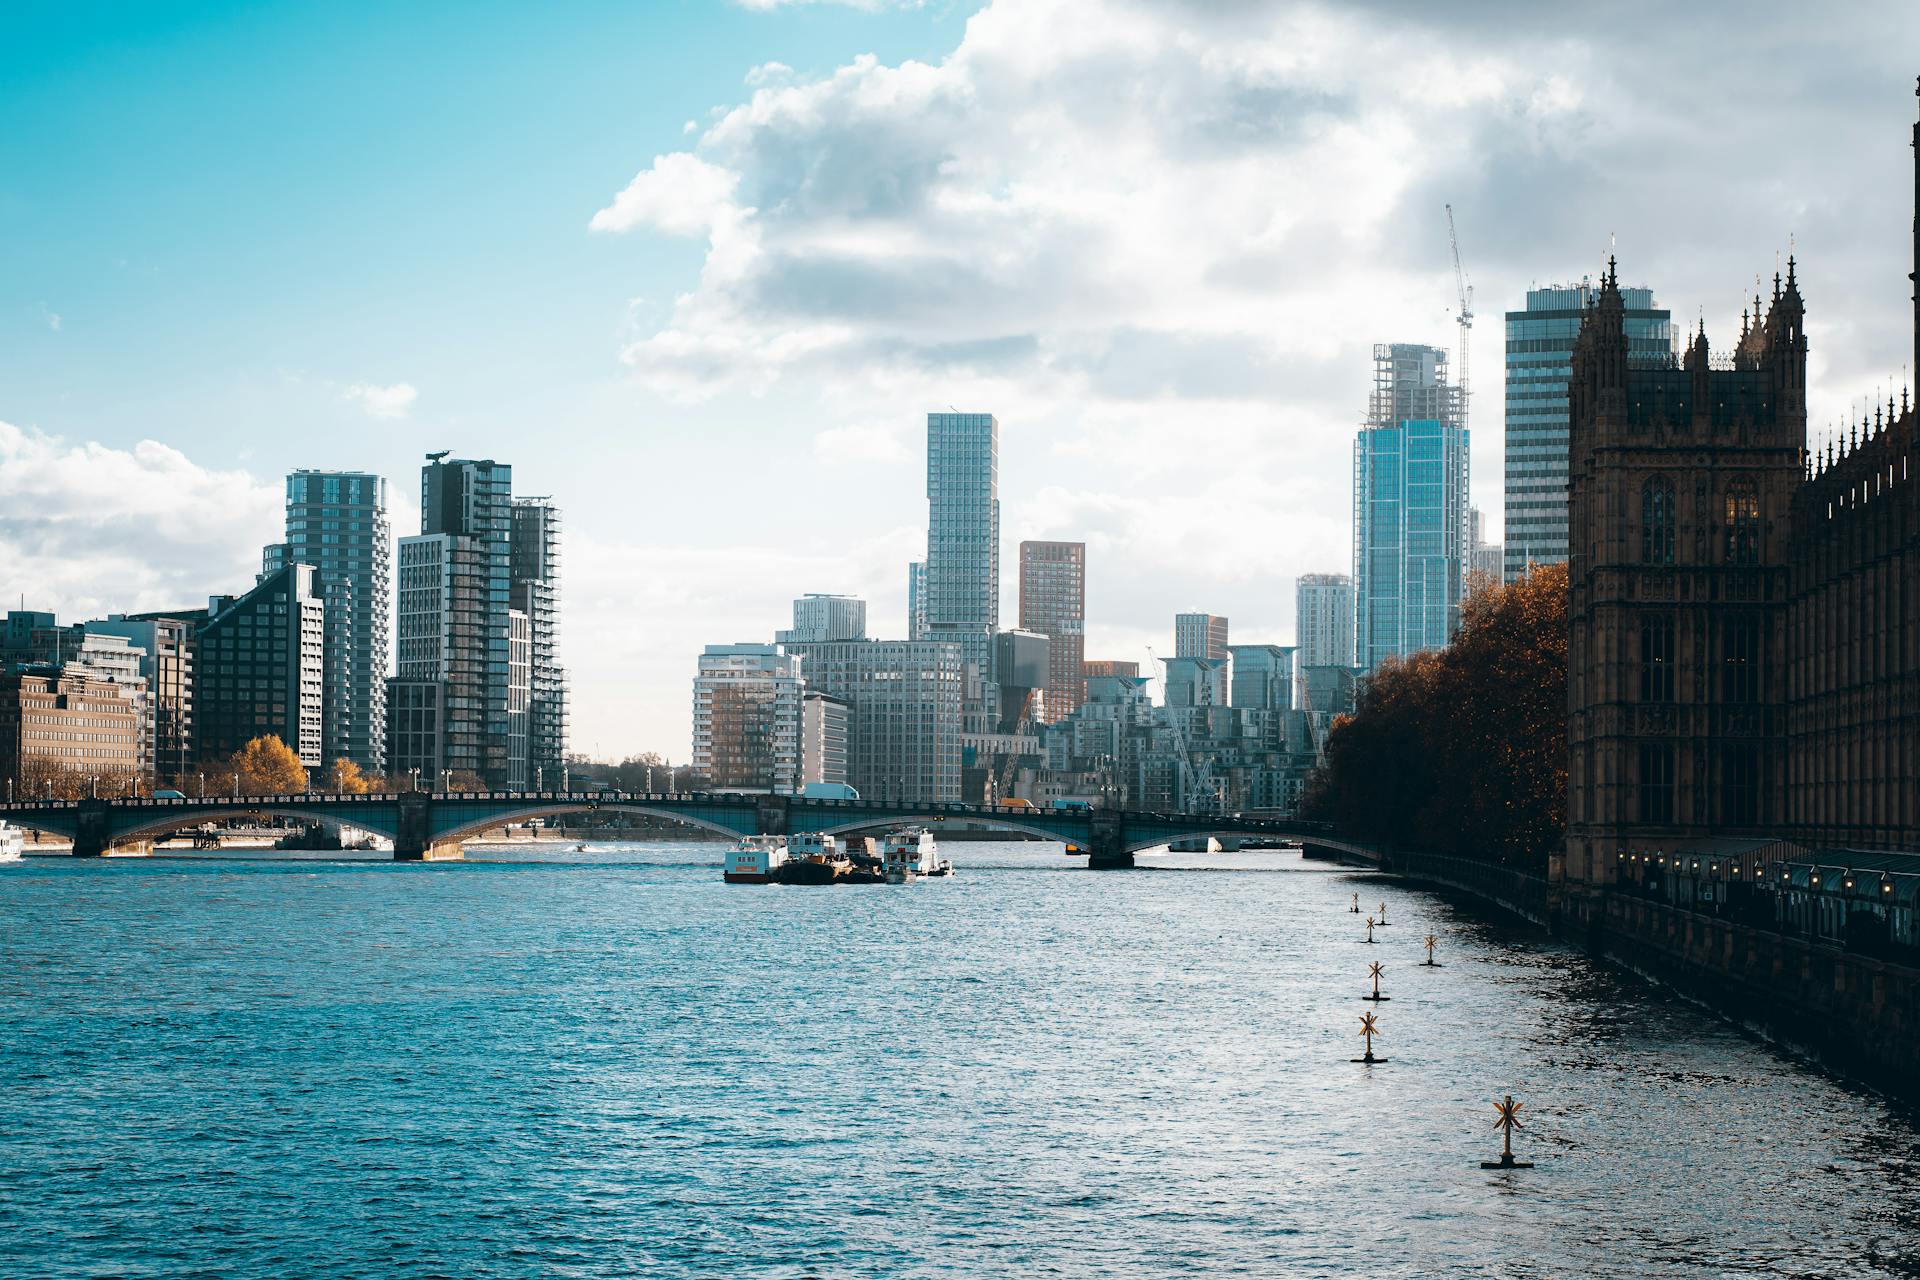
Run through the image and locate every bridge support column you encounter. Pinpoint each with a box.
[71,799,112,857]
[755,794,791,838]
[1087,810,1133,870]
[393,793,463,862]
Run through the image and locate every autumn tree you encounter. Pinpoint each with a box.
[1300,562,1568,869]
[218,735,309,796]
[327,759,371,794]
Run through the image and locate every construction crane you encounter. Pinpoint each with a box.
[1146,644,1215,813]
[1446,203,1473,431]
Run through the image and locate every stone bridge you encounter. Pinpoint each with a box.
[0,791,1349,869]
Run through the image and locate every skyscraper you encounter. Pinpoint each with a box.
[1354,343,1470,670]
[1469,507,1504,585]
[1504,282,1670,580]
[267,470,392,771]
[1017,540,1085,722]
[391,455,525,788]
[511,497,567,786]
[924,413,999,684]
[1174,612,1229,660]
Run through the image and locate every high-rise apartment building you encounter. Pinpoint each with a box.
[511,498,567,785]
[1227,644,1294,711]
[924,413,999,683]
[264,470,392,771]
[1174,613,1229,660]
[1162,655,1229,709]
[391,455,526,788]
[691,644,803,793]
[188,564,325,766]
[1017,541,1085,722]
[778,594,867,644]
[1354,343,1470,670]
[780,638,964,804]
[1504,282,1670,580]
[1294,574,1354,682]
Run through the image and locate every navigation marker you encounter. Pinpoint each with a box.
[1352,1011,1386,1064]
[1479,1095,1533,1169]
[1363,960,1389,1002]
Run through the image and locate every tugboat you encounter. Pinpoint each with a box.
[881,826,952,882]
[723,835,789,884]
[0,820,23,862]
[771,833,850,885]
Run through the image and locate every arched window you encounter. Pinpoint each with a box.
[1641,479,1675,565]
[1724,481,1760,565]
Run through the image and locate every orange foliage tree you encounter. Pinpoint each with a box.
[214,735,310,796]
[1300,562,1568,869]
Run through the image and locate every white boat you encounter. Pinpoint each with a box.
[881,826,951,882]
[723,835,789,884]
[0,821,23,862]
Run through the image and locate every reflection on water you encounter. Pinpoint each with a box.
[2,842,1916,1278]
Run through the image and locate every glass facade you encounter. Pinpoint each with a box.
[924,414,999,684]
[275,470,391,771]
[1354,344,1469,671]
[1504,284,1670,579]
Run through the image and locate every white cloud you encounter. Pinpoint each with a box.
[342,381,418,419]
[733,0,917,10]
[813,419,911,464]
[588,152,743,237]
[39,302,60,331]
[0,419,282,617]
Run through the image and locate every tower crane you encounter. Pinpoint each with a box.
[1146,644,1215,813]
[1446,203,1473,431]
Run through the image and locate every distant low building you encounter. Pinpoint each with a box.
[0,665,143,797]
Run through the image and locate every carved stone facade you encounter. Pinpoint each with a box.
[1567,93,1920,903]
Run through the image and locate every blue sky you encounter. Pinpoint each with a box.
[6,0,1920,757]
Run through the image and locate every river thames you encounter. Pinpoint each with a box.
[3,842,1917,1278]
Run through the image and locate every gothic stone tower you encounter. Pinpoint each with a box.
[1565,260,1807,906]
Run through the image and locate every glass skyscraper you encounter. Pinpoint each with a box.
[924,413,999,682]
[1353,344,1469,671]
[1503,283,1670,579]
[267,470,392,771]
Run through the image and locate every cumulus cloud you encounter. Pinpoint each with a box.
[342,381,418,418]
[0,419,282,617]
[585,0,1920,751]
[589,152,743,237]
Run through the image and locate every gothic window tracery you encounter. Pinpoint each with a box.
[1641,479,1675,564]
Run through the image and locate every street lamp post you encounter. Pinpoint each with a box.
[198,772,205,799]
[232,773,240,799]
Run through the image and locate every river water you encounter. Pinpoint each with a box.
[3,842,1917,1278]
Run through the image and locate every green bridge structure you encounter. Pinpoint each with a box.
[0,790,1367,869]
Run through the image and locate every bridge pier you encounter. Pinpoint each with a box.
[392,793,464,862]
[1087,811,1134,870]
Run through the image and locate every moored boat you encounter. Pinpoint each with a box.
[881,826,950,882]
[723,835,789,884]
[0,820,23,862]
[771,833,851,885]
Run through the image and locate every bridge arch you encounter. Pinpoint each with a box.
[814,814,1083,846]
[1120,828,1310,856]
[109,806,399,848]
[428,803,749,846]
